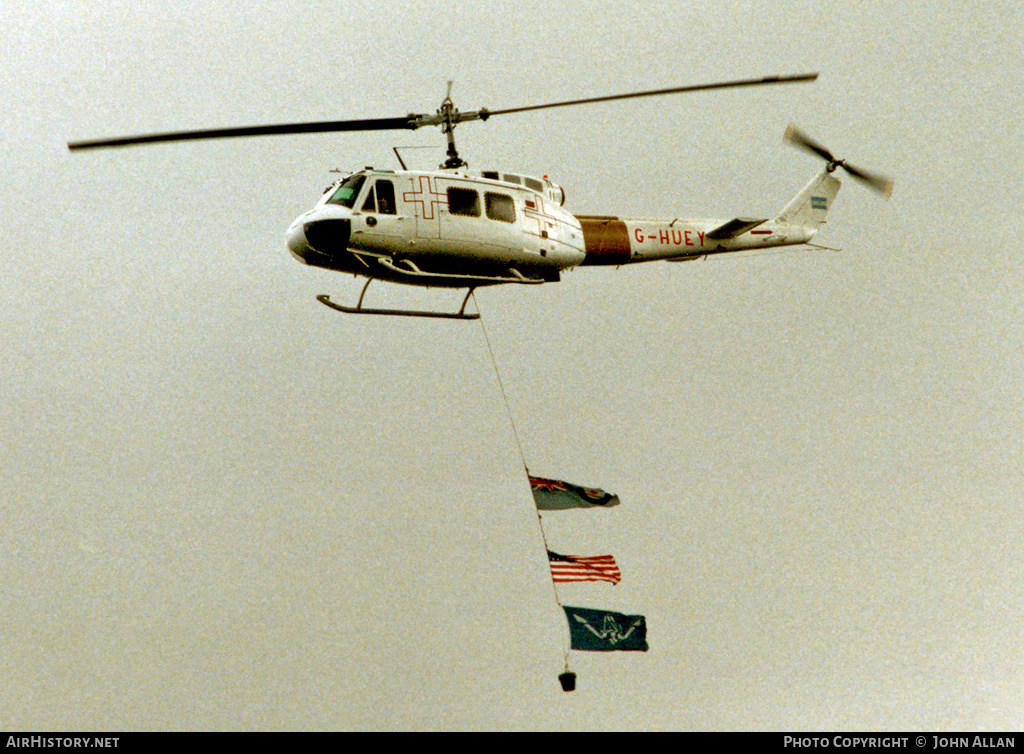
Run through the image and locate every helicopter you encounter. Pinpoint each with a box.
[68,74,893,320]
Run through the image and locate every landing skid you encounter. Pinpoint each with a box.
[317,279,480,320]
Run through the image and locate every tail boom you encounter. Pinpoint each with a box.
[575,215,815,265]
[575,169,839,266]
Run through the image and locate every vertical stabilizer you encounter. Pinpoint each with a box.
[775,170,841,230]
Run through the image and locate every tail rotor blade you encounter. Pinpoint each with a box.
[841,161,895,198]
[785,124,894,198]
[784,123,835,163]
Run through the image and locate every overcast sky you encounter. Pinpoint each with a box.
[3,0,1023,731]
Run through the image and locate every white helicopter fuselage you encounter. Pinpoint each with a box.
[288,167,584,286]
[286,166,840,287]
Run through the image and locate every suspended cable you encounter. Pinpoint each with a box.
[473,294,569,663]
[473,294,528,476]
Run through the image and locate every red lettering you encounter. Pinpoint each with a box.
[659,229,670,244]
[670,229,683,245]
[697,231,705,246]
[634,228,644,243]
[684,230,694,246]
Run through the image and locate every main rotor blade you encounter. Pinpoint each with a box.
[69,73,817,151]
[486,73,818,117]
[68,115,418,151]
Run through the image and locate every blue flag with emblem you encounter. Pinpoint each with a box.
[563,606,648,652]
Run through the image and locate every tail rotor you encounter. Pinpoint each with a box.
[784,124,894,198]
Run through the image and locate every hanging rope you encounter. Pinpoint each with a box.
[473,294,528,476]
[473,293,569,664]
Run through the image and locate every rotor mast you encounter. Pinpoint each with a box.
[438,82,468,169]
[408,81,491,169]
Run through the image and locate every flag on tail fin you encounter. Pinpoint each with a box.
[530,475,620,510]
[563,606,648,651]
[548,550,621,585]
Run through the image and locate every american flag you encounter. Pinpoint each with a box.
[547,550,621,585]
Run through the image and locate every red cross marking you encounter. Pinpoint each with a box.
[403,175,447,220]
[523,195,557,235]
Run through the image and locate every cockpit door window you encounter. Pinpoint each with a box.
[360,179,398,215]
[361,189,376,212]
[374,180,396,215]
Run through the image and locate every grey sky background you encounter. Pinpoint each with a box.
[3,0,1023,730]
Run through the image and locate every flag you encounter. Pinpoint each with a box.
[563,606,648,652]
[530,475,620,510]
[548,550,621,585]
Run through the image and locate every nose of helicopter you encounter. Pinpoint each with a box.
[286,214,311,263]
[286,207,354,264]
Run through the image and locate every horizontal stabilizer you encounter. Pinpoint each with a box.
[707,217,768,239]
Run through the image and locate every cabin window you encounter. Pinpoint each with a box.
[482,171,499,180]
[524,177,544,191]
[502,174,522,185]
[328,174,366,208]
[485,192,515,223]
[447,187,480,217]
